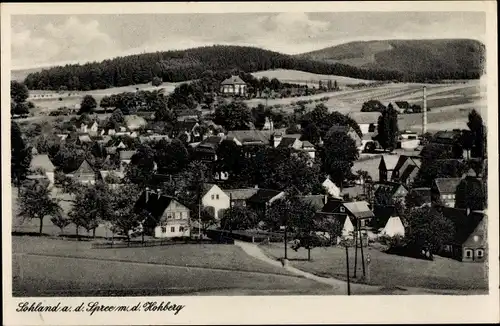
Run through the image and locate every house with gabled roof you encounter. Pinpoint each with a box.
[247,189,285,220]
[440,207,487,262]
[135,189,191,238]
[393,101,411,113]
[224,188,259,208]
[378,155,400,182]
[391,155,421,186]
[220,75,247,97]
[201,184,231,220]
[29,154,56,185]
[72,159,96,184]
[348,112,381,135]
[432,178,462,207]
[227,130,270,146]
[193,136,225,162]
[373,181,408,220]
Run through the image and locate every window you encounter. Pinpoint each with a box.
[180,212,183,218]
[476,249,484,258]
[340,207,345,212]
[171,227,175,233]
[465,249,473,258]
[211,194,215,200]
[161,226,167,233]
[179,226,184,232]
[167,214,172,219]
[172,212,176,219]
[368,124,376,132]
[216,194,219,200]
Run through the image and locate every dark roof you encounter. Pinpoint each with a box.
[400,164,417,183]
[175,120,199,131]
[74,159,95,175]
[135,190,188,221]
[277,137,298,148]
[328,125,350,134]
[409,187,432,206]
[221,75,247,85]
[199,136,223,148]
[247,189,283,204]
[434,178,461,194]
[432,130,461,145]
[224,188,259,201]
[375,181,407,198]
[393,155,411,174]
[440,207,486,244]
[321,198,344,213]
[394,101,410,109]
[300,195,325,211]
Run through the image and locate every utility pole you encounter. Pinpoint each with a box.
[353,223,358,278]
[345,242,351,295]
[359,219,366,277]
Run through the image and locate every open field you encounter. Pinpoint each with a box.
[261,243,488,291]
[27,82,181,114]
[11,236,341,296]
[251,69,374,85]
[13,254,332,296]
[12,236,295,276]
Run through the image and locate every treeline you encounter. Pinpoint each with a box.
[24,45,407,91]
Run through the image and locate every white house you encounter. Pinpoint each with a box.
[220,75,247,96]
[322,178,341,198]
[201,184,231,220]
[380,216,405,238]
[29,154,55,186]
[348,112,382,135]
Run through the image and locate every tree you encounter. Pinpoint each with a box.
[216,139,244,177]
[455,177,486,211]
[322,131,359,188]
[152,76,163,86]
[107,109,125,129]
[376,105,399,150]
[301,123,322,145]
[251,104,270,130]
[107,184,142,241]
[213,101,253,130]
[79,95,97,114]
[70,183,113,238]
[55,171,81,195]
[403,207,455,257]
[154,139,189,175]
[11,81,29,103]
[11,121,32,191]
[51,215,71,235]
[155,105,177,124]
[467,109,486,158]
[125,144,156,186]
[361,100,386,113]
[17,180,62,235]
[220,206,258,231]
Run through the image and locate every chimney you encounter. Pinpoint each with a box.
[324,194,328,204]
[273,133,283,148]
[254,185,259,189]
[157,188,161,199]
[422,86,427,135]
[466,207,471,216]
[145,187,150,202]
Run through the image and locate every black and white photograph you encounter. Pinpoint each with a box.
[2,1,498,325]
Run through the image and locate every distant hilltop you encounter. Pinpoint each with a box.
[298,39,485,76]
[13,39,485,91]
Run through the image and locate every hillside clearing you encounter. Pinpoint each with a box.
[251,69,374,85]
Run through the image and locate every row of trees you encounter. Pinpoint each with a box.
[23,45,407,91]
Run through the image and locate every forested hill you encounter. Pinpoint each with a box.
[298,39,485,79]
[22,43,483,91]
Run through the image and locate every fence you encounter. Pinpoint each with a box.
[91,237,234,249]
[205,229,287,243]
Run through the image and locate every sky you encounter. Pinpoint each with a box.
[11,12,485,69]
